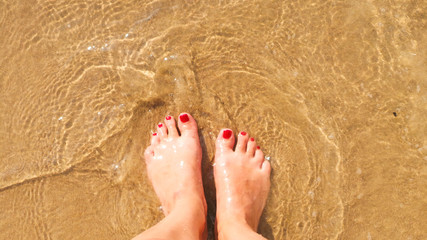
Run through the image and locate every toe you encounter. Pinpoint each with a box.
[157,122,167,139]
[144,146,154,163]
[164,115,179,138]
[261,159,271,174]
[247,137,257,156]
[216,128,235,152]
[151,132,160,145]
[254,146,265,166]
[177,112,198,138]
[235,131,249,152]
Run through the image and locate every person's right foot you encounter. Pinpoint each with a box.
[214,129,271,239]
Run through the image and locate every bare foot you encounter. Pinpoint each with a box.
[141,113,207,239]
[214,129,271,240]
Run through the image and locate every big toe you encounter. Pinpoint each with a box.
[215,128,235,152]
[177,112,199,138]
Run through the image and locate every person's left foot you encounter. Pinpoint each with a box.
[143,113,207,217]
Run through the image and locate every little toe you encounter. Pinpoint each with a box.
[144,146,154,163]
[254,146,265,166]
[247,137,257,156]
[151,132,160,145]
[157,122,167,139]
[177,113,199,138]
[216,128,235,152]
[261,160,271,174]
[235,131,249,152]
[164,115,178,138]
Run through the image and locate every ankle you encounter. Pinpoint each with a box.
[217,211,259,232]
[168,193,207,227]
[217,216,265,240]
[137,200,207,240]
[172,192,207,215]
[163,197,207,240]
[163,188,207,214]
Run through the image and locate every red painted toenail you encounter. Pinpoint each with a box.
[250,137,255,141]
[223,129,232,139]
[158,123,163,128]
[257,146,260,149]
[179,114,189,123]
[165,116,171,120]
[241,131,247,136]
[153,132,157,136]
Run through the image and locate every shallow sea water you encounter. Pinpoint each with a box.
[0,0,426,239]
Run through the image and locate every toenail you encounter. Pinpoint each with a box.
[165,116,171,120]
[256,146,260,149]
[153,132,157,136]
[158,123,163,128]
[223,129,232,139]
[250,137,255,141]
[179,113,189,123]
[240,131,247,136]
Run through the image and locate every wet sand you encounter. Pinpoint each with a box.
[0,0,426,239]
